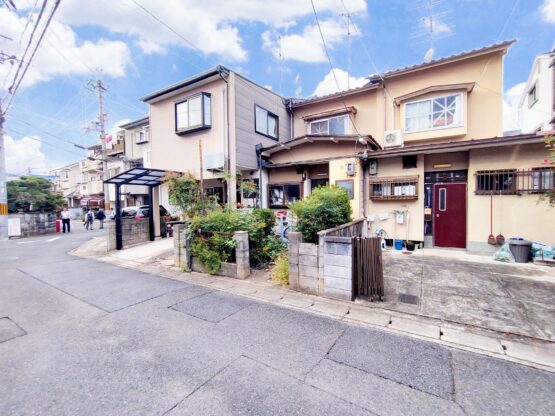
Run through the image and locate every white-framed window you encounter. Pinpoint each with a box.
[135,129,149,144]
[175,93,211,134]
[255,105,278,139]
[528,84,538,108]
[404,93,462,133]
[309,114,349,135]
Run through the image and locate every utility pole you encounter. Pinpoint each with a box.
[341,12,352,90]
[0,98,8,240]
[90,76,109,210]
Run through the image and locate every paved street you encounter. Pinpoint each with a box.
[1,226,555,416]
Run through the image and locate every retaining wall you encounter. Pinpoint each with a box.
[8,212,56,237]
[107,218,150,250]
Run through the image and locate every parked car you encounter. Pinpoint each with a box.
[113,205,172,219]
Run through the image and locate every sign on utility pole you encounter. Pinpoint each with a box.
[0,98,8,240]
[90,76,110,211]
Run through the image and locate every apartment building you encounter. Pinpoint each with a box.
[261,40,554,254]
[51,162,81,209]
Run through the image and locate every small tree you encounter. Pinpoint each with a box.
[289,186,352,243]
[543,134,555,206]
[7,176,65,213]
[163,171,201,218]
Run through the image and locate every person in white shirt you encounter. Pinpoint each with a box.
[61,207,71,233]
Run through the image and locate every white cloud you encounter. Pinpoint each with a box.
[503,82,526,132]
[540,0,555,23]
[294,73,302,96]
[0,9,131,92]
[263,18,358,63]
[313,68,367,97]
[421,16,452,34]
[4,134,60,174]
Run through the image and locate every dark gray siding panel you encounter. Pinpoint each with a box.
[234,75,291,169]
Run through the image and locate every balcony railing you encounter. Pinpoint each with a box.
[107,141,124,156]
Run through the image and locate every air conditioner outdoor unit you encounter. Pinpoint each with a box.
[203,152,225,172]
[383,130,404,148]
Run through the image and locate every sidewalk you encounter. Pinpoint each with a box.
[71,237,555,372]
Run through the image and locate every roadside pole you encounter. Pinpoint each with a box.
[93,76,110,211]
[0,98,7,240]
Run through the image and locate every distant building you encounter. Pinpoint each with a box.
[519,49,555,133]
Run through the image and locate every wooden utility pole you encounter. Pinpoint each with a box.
[91,76,110,210]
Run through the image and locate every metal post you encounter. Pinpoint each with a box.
[115,184,122,250]
[148,186,154,242]
[0,99,7,240]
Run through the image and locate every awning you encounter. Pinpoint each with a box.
[80,197,103,207]
[104,167,166,187]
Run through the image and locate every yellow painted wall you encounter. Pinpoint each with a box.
[366,155,425,241]
[329,158,362,218]
[467,143,555,246]
[387,52,504,144]
[292,90,380,138]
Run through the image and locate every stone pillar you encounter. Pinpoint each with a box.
[288,231,301,290]
[322,236,353,301]
[152,185,161,237]
[173,224,183,268]
[317,234,325,294]
[233,230,250,279]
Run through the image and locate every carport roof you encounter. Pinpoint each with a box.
[104,167,166,186]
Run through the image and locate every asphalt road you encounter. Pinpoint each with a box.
[1,224,554,416]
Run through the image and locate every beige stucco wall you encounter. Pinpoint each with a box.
[269,141,359,165]
[424,152,469,171]
[149,78,227,180]
[329,158,361,218]
[292,90,380,138]
[467,143,555,247]
[366,155,425,241]
[268,167,302,185]
[387,52,504,144]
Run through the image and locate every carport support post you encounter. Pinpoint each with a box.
[148,186,155,242]
[115,184,123,250]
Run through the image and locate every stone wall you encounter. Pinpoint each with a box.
[173,226,251,279]
[8,212,56,237]
[288,219,365,301]
[107,218,150,250]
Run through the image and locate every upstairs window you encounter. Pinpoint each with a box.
[528,84,538,108]
[255,105,278,139]
[175,93,211,134]
[309,114,349,135]
[405,93,462,133]
[135,129,149,144]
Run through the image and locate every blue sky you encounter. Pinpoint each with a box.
[1,0,554,175]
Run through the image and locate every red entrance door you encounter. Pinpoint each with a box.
[433,183,466,248]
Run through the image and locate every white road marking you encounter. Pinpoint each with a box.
[47,237,61,242]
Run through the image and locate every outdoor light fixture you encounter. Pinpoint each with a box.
[358,136,367,145]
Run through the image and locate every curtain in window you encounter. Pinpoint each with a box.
[310,120,328,134]
[188,96,202,127]
[176,102,188,130]
[268,114,277,138]
[405,100,430,132]
[329,115,348,134]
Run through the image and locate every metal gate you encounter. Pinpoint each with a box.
[351,237,384,301]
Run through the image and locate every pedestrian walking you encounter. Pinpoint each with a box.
[61,207,71,233]
[85,209,94,230]
[96,208,106,229]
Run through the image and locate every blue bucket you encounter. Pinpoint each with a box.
[394,240,403,250]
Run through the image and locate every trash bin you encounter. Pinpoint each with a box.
[508,238,532,263]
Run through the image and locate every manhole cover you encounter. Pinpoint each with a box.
[398,294,419,305]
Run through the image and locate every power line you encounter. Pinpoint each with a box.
[309,0,363,141]
[4,127,85,157]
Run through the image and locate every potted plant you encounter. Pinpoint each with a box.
[405,240,416,251]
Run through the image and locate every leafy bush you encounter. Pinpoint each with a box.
[189,208,285,273]
[270,251,289,285]
[8,176,64,212]
[289,186,352,243]
[163,171,201,218]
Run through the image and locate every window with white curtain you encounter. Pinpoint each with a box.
[405,93,462,133]
[309,114,349,135]
[255,105,278,139]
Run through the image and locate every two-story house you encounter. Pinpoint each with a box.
[51,161,81,210]
[261,40,554,254]
[140,66,291,210]
[519,49,555,133]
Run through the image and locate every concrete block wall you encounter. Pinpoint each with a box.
[9,212,56,237]
[107,218,150,250]
[173,227,251,279]
[322,237,353,301]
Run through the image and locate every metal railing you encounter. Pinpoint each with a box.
[475,168,554,195]
[369,176,419,201]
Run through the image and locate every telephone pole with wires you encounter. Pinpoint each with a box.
[340,11,352,90]
[88,76,110,210]
[0,97,8,240]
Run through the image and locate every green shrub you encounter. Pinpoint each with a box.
[190,239,223,274]
[289,186,352,243]
[270,251,289,285]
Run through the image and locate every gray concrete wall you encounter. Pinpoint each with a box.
[107,218,150,251]
[173,226,250,279]
[9,212,56,237]
[322,237,353,301]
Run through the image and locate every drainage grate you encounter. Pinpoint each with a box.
[398,294,419,305]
